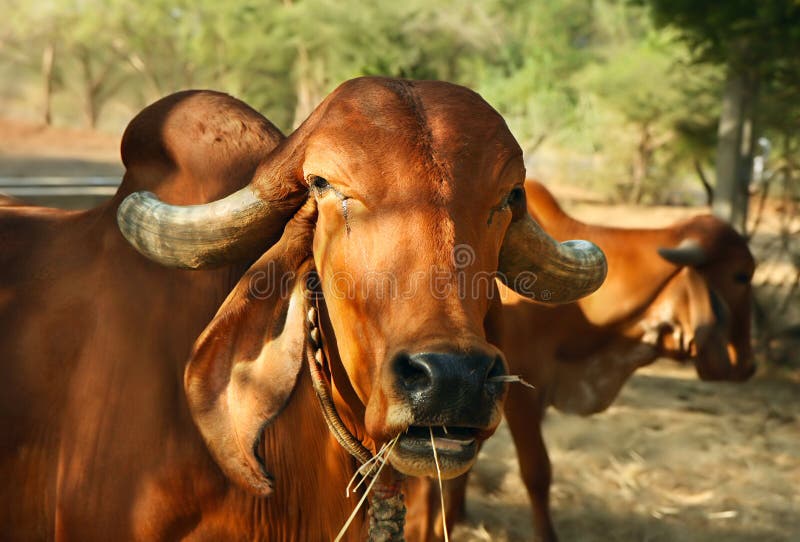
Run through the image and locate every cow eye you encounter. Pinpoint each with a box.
[733,272,751,284]
[506,186,525,207]
[307,175,330,191]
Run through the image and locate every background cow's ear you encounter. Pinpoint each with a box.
[184,199,317,496]
[657,238,708,267]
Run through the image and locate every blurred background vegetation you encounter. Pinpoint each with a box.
[1,0,798,209]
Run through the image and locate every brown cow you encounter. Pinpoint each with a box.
[0,80,607,540]
[410,180,756,542]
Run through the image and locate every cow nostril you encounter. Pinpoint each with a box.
[394,353,432,392]
[487,354,505,380]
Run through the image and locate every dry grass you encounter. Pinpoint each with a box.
[337,434,401,541]
[450,190,800,541]
[454,361,800,542]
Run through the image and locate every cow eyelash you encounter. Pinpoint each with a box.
[505,186,525,207]
[306,174,352,234]
[307,174,349,204]
[307,175,331,192]
[488,186,525,225]
[497,186,524,211]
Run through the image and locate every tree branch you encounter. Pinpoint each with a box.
[693,157,714,206]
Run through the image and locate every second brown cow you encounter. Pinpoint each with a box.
[410,180,756,542]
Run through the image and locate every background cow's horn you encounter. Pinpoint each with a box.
[117,185,302,269]
[657,239,707,267]
[499,215,607,304]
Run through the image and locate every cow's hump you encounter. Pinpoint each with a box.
[118,91,285,205]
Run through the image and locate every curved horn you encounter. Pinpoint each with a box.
[657,239,707,267]
[117,185,304,269]
[499,215,607,304]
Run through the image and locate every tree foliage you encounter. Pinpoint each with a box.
[640,0,800,72]
[634,0,800,228]
[1,0,797,206]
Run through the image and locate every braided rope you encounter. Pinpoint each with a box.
[304,276,406,541]
[305,301,373,465]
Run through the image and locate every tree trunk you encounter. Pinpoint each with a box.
[693,158,714,206]
[712,67,759,233]
[41,43,55,126]
[116,48,162,101]
[85,95,99,130]
[292,43,315,129]
[78,50,99,129]
[630,121,652,204]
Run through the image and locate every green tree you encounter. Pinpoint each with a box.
[273,0,501,128]
[472,0,596,154]
[1,0,68,125]
[4,0,137,128]
[637,0,800,232]
[576,12,722,203]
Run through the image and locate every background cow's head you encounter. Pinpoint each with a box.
[649,215,756,381]
[117,77,607,494]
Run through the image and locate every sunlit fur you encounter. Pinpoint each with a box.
[306,79,519,475]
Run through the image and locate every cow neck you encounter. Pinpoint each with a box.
[304,273,407,541]
[530,203,686,327]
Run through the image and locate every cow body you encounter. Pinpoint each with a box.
[417,181,756,542]
[0,92,360,540]
[1,82,609,540]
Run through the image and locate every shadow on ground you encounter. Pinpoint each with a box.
[452,361,800,541]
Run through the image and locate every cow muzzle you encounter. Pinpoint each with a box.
[384,349,507,478]
[694,337,757,382]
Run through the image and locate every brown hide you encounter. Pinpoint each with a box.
[412,180,756,542]
[0,91,362,540]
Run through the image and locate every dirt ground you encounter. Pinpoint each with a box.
[457,362,800,542]
[2,118,798,541]
[0,117,122,177]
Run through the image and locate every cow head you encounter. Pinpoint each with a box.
[651,215,756,381]
[117,77,607,495]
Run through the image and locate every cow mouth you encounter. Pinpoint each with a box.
[389,425,481,478]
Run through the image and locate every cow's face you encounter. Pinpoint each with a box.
[303,80,524,477]
[116,78,608,492]
[654,219,756,381]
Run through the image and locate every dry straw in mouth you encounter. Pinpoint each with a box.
[430,426,450,542]
[489,374,536,389]
[345,439,394,498]
[334,434,400,542]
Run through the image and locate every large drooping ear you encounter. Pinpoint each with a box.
[184,199,317,495]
